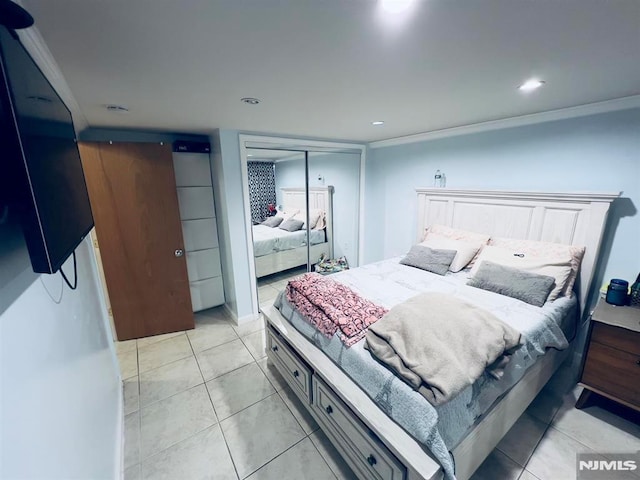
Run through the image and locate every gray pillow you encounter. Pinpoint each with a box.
[279,219,304,232]
[467,261,556,307]
[261,216,283,228]
[400,245,456,276]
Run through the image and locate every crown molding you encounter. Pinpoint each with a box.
[370,95,640,149]
[414,187,621,203]
[13,4,88,133]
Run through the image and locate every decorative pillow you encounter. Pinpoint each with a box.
[471,245,572,302]
[314,211,327,230]
[292,208,323,229]
[279,218,304,232]
[400,245,457,276]
[468,261,556,307]
[261,216,283,228]
[420,233,482,272]
[424,225,491,267]
[275,207,299,221]
[488,237,586,297]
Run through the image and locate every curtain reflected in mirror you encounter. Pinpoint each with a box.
[244,147,360,307]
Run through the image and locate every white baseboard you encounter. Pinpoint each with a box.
[115,377,124,479]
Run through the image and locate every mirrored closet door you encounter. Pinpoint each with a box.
[243,145,361,307]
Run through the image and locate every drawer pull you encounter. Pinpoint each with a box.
[271,345,278,352]
[293,370,299,377]
[325,405,333,415]
[636,359,640,366]
[367,454,377,466]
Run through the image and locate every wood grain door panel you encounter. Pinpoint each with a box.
[79,142,194,340]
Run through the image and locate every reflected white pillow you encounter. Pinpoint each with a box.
[420,233,481,272]
[471,246,573,302]
[275,207,299,221]
[292,208,322,229]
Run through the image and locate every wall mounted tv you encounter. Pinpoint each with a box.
[0,25,94,274]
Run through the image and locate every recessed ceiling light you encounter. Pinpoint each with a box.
[105,104,129,113]
[380,0,414,14]
[518,79,545,92]
[241,97,260,105]
[372,121,385,126]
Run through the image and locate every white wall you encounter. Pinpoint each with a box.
[0,237,121,479]
[274,152,361,263]
[209,130,256,321]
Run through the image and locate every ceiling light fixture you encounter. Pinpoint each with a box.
[372,121,385,126]
[518,79,545,92]
[380,0,414,14]
[105,104,129,113]
[241,97,260,105]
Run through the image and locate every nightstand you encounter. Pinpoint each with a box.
[577,300,640,411]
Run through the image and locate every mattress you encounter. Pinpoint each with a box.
[252,225,326,257]
[274,257,578,480]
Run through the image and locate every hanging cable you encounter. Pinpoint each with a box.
[59,250,78,290]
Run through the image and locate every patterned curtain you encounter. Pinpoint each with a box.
[247,162,276,223]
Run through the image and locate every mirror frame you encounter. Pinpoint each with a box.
[239,134,366,315]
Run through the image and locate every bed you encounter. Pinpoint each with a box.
[254,186,334,278]
[263,188,619,480]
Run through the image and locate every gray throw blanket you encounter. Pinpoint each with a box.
[365,292,522,405]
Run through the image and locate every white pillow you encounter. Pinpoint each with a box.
[471,246,573,302]
[292,209,323,229]
[275,207,299,221]
[420,233,481,272]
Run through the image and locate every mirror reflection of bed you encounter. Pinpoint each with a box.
[245,147,360,307]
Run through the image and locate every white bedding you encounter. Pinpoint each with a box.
[252,224,326,257]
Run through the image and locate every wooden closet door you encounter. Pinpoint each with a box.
[79,142,194,340]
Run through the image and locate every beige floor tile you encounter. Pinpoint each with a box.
[195,338,255,381]
[116,339,137,354]
[206,363,275,420]
[141,425,237,480]
[551,387,640,455]
[137,334,192,374]
[525,426,598,480]
[246,437,335,480]
[118,349,138,380]
[187,319,237,353]
[242,329,268,360]
[278,386,319,435]
[124,376,140,415]
[230,316,266,337]
[139,356,203,407]
[195,306,231,323]
[258,285,280,303]
[220,394,306,479]
[137,331,185,349]
[497,413,547,466]
[257,357,288,391]
[471,450,522,480]
[124,412,140,469]
[526,386,564,425]
[309,429,358,480]
[123,464,141,480]
[140,384,217,459]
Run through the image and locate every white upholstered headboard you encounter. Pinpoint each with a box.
[416,188,620,314]
[282,186,334,257]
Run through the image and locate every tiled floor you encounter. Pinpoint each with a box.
[256,266,307,304]
[116,304,640,480]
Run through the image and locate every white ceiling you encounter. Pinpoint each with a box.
[22,0,640,142]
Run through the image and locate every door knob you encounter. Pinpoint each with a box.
[174,249,184,257]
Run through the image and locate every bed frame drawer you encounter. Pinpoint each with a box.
[267,327,312,401]
[313,376,406,480]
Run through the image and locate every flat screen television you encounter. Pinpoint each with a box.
[0,26,94,274]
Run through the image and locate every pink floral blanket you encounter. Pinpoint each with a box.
[285,273,388,347]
